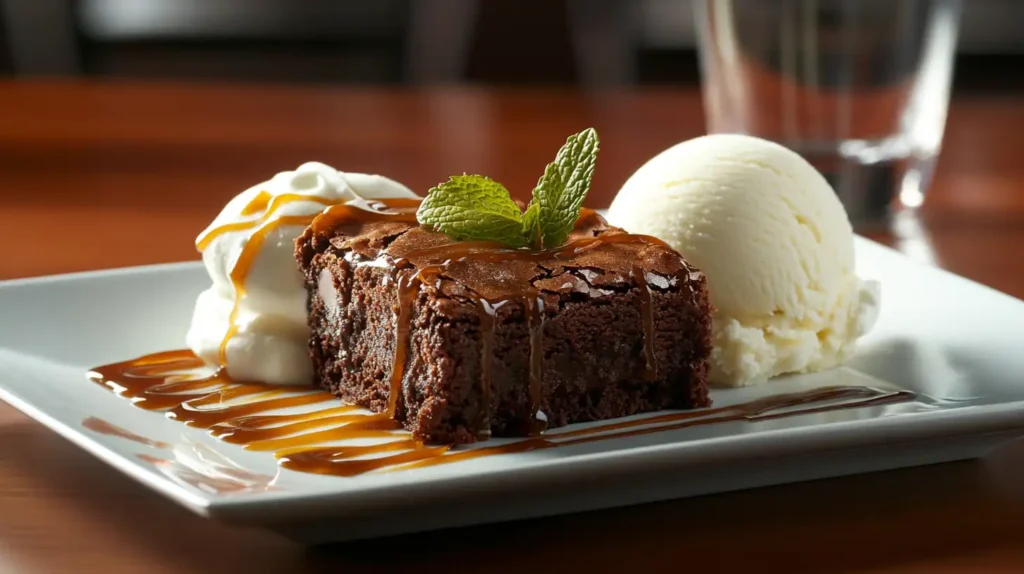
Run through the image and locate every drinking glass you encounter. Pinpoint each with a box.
[695,0,961,226]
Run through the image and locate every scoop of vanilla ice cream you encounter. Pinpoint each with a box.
[186,162,418,386]
[607,134,879,387]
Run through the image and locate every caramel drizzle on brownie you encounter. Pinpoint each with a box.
[629,265,659,381]
[309,197,420,237]
[314,202,688,437]
[388,267,547,438]
[88,350,916,477]
[379,223,681,434]
[388,270,418,420]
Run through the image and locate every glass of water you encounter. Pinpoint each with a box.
[695,0,961,226]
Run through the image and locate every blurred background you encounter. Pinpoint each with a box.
[1,0,1022,90]
[1,0,1023,286]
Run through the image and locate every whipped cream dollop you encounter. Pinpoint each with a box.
[186,162,418,386]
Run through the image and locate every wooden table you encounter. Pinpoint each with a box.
[1,81,1023,573]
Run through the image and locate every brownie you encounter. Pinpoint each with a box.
[295,208,712,444]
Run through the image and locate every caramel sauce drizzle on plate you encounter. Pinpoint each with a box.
[88,350,915,478]
[113,196,918,478]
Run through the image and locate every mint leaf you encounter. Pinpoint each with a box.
[531,128,599,249]
[521,201,542,249]
[417,128,600,251]
[417,175,530,248]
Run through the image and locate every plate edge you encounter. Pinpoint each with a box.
[0,384,214,516]
[0,260,201,288]
[204,399,1024,523]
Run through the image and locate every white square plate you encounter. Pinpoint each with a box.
[2,237,1024,544]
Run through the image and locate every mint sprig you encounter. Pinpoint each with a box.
[417,128,600,249]
[521,200,542,248]
[529,127,599,249]
[416,175,532,248]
